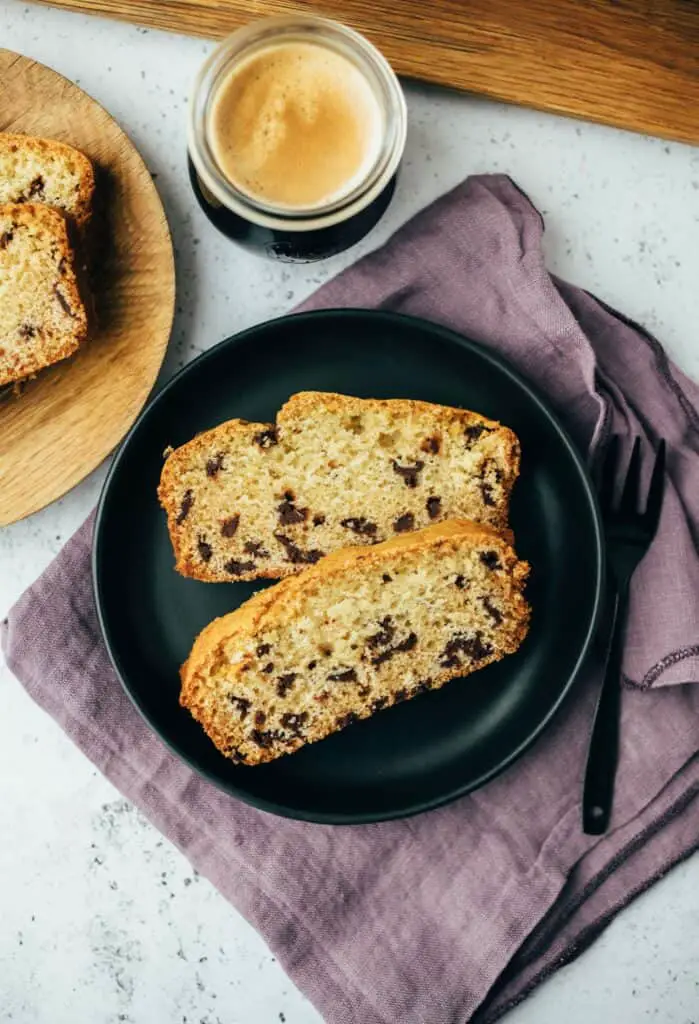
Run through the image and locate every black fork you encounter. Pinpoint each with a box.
[582,436,666,835]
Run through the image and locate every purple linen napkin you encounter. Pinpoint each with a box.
[3,175,699,1024]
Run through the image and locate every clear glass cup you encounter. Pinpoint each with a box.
[188,15,407,262]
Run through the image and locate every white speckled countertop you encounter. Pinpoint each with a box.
[1,3,699,1021]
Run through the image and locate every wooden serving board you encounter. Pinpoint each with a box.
[38,0,699,145]
[0,50,175,526]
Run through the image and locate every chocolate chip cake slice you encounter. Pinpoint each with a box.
[181,520,531,765]
[0,203,88,386]
[159,391,521,582]
[0,133,95,234]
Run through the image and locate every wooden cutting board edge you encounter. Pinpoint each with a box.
[34,0,699,146]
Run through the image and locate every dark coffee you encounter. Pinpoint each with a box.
[189,158,397,262]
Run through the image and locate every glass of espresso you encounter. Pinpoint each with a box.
[188,15,407,261]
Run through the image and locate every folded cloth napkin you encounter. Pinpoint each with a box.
[3,175,699,1024]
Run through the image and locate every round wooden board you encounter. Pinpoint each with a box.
[0,50,175,526]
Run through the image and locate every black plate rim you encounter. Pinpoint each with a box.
[93,308,605,824]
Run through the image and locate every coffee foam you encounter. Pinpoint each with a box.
[208,41,383,210]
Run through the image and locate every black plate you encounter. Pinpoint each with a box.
[94,310,604,824]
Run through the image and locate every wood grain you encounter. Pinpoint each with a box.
[36,0,699,144]
[0,50,175,527]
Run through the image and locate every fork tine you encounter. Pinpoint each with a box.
[618,437,642,514]
[642,439,666,532]
[597,435,621,512]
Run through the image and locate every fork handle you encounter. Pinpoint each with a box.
[582,587,626,835]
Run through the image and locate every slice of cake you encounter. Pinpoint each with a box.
[0,133,95,233]
[0,204,88,386]
[159,391,521,582]
[181,520,531,765]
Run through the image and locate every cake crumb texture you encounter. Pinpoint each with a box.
[159,391,522,582]
[181,520,531,764]
[0,203,88,386]
[0,132,94,232]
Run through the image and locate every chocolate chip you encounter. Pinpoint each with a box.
[381,573,392,583]
[281,711,308,737]
[253,427,278,448]
[18,324,36,339]
[57,256,67,275]
[27,175,45,198]
[277,497,307,526]
[327,668,357,683]
[336,712,360,729]
[371,697,388,713]
[367,616,395,649]
[464,423,491,446]
[426,496,442,519]
[206,452,225,477]
[393,513,415,533]
[413,680,433,696]
[254,710,267,727]
[228,695,251,719]
[454,574,467,589]
[394,688,408,703]
[228,748,248,764]
[0,231,13,249]
[392,459,424,488]
[197,538,212,562]
[493,466,504,483]
[221,515,240,537]
[224,558,255,575]
[307,660,317,670]
[53,285,74,317]
[480,482,496,507]
[482,596,503,625]
[244,541,269,558]
[256,643,271,656]
[358,684,371,698]
[468,635,494,660]
[276,673,297,698]
[250,728,281,749]
[274,533,324,565]
[176,490,193,524]
[262,662,274,674]
[421,436,441,454]
[340,517,377,537]
[480,550,501,571]
[440,632,493,668]
[312,514,326,526]
[372,632,417,667]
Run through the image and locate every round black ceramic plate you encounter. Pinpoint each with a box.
[94,310,604,824]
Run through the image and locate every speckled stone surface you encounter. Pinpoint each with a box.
[1,3,698,1022]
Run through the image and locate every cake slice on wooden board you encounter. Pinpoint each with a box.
[180,520,531,765]
[159,391,522,582]
[0,203,88,386]
[0,133,95,234]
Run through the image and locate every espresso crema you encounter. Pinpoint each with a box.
[208,40,383,210]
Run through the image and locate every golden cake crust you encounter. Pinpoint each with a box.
[0,132,95,233]
[181,520,531,765]
[159,391,522,582]
[0,203,88,386]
